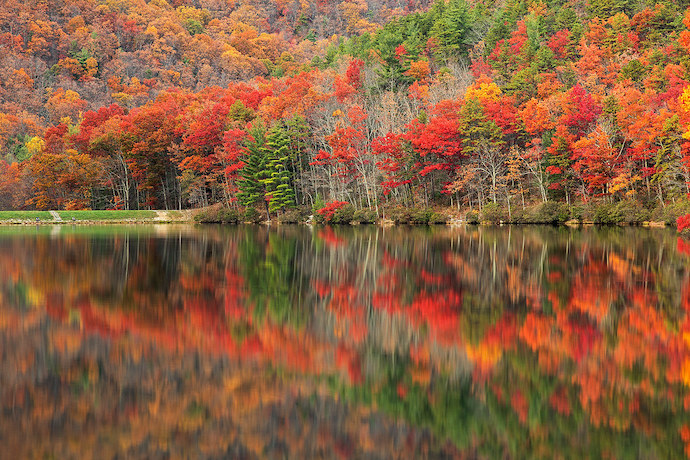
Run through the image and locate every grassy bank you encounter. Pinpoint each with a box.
[0,211,54,221]
[0,210,185,223]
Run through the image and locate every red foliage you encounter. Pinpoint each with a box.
[317,201,349,222]
[678,214,690,233]
[345,59,364,90]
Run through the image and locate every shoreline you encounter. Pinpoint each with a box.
[0,218,673,228]
[0,208,680,228]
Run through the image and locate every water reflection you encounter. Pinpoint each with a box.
[0,224,689,458]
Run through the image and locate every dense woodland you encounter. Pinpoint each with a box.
[2,0,690,219]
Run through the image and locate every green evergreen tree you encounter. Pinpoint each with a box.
[431,0,472,59]
[586,0,632,19]
[237,123,269,214]
[285,116,310,206]
[261,124,296,214]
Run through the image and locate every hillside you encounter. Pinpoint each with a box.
[1,0,690,220]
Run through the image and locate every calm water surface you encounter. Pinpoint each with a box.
[1,224,690,459]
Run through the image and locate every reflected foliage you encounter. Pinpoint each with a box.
[0,225,689,458]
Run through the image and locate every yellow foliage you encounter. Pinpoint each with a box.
[680,86,690,113]
[680,86,690,139]
[112,92,133,106]
[145,25,159,37]
[464,77,501,102]
[682,359,690,387]
[149,0,171,9]
[176,6,211,24]
[26,136,45,156]
[85,57,98,77]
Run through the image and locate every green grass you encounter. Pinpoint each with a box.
[57,210,159,220]
[0,211,53,221]
[0,209,171,222]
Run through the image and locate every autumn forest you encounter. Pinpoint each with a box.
[1,0,690,220]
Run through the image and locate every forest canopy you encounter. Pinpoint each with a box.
[1,0,690,217]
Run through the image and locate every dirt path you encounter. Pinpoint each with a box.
[49,211,62,222]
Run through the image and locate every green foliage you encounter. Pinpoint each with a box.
[228,100,255,123]
[238,123,296,216]
[340,0,477,88]
[243,207,263,223]
[429,211,449,224]
[651,199,690,225]
[278,207,310,224]
[569,204,591,223]
[193,206,240,224]
[620,59,648,83]
[593,202,622,224]
[312,195,325,216]
[325,204,355,224]
[614,200,650,224]
[237,124,268,208]
[586,0,633,19]
[353,208,379,224]
[524,201,571,224]
[430,0,473,59]
[388,207,446,224]
[465,210,480,224]
[261,124,296,214]
[592,200,651,225]
[184,18,204,35]
[480,202,506,224]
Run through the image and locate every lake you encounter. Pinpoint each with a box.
[1,224,689,459]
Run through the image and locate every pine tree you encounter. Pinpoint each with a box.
[431,0,472,59]
[261,124,296,214]
[237,123,268,213]
[285,116,310,205]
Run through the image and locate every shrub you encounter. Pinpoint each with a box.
[193,208,211,223]
[409,208,432,224]
[652,199,690,225]
[529,201,570,224]
[331,204,355,224]
[387,207,410,224]
[593,202,622,224]
[353,208,379,224]
[465,210,480,225]
[316,201,354,224]
[614,200,649,224]
[591,200,651,225]
[481,202,506,224]
[508,207,528,224]
[243,207,262,223]
[387,207,441,224]
[278,207,310,224]
[569,204,590,223]
[217,208,240,223]
[428,211,449,225]
[194,206,240,224]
